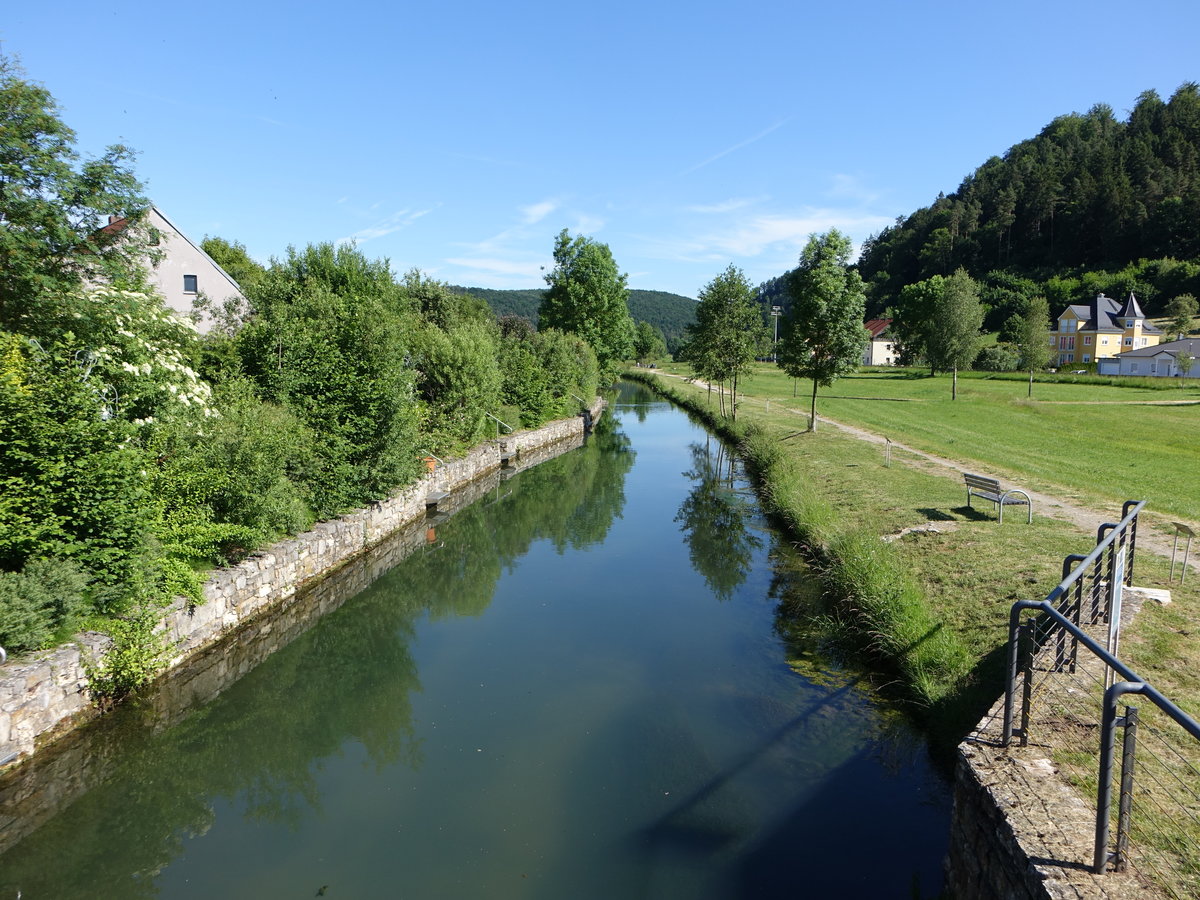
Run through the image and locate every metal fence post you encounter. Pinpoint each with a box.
[1003,606,1024,746]
[1114,705,1139,872]
[1122,500,1139,585]
[1095,685,1121,873]
[1019,619,1035,747]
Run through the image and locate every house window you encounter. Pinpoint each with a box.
[1131,363,1139,373]
[183,274,198,294]
[1083,354,1091,363]
[1126,319,1134,328]
[1124,338,1133,346]
[1151,362,1158,374]
[1083,335,1092,345]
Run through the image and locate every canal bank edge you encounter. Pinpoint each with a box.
[0,399,606,770]
[624,371,1166,900]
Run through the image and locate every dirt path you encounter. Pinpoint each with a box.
[657,373,1198,573]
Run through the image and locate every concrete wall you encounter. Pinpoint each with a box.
[0,402,602,771]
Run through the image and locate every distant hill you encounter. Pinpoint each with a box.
[450,286,697,353]
[857,83,1200,316]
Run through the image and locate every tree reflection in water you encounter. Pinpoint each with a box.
[0,418,634,900]
[675,437,763,602]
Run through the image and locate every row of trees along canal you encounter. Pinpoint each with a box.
[0,52,643,697]
[680,230,871,426]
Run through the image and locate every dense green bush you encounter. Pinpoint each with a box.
[236,245,421,516]
[973,344,1020,372]
[0,332,157,612]
[147,377,314,565]
[0,558,89,653]
[413,317,504,447]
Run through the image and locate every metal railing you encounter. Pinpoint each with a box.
[1002,500,1200,892]
[484,412,513,436]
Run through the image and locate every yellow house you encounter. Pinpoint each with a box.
[1049,292,1161,367]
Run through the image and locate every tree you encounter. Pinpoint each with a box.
[540,229,634,383]
[891,275,945,370]
[1176,346,1195,383]
[926,268,984,399]
[1164,293,1198,339]
[687,264,760,419]
[1016,295,1053,397]
[776,230,867,431]
[632,320,667,363]
[234,243,420,516]
[0,53,151,338]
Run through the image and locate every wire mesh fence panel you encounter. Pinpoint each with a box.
[1004,501,1200,896]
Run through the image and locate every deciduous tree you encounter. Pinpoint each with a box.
[1016,295,1053,397]
[0,53,151,338]
[1165,293,1197,339]
[776,230,867,431]
[926,268,984,399]
[540,229,633,383]
[687,264,760,419]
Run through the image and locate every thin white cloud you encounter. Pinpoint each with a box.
[336,206,440,245]
[681,119,790,176]
[445,256,547,278]
[573,214,606,234]
[520,199,559,224]
[826,173,881,204]
[639,210,893,262]
[686,196,768,214]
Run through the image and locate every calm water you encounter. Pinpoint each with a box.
[0,383,950,898]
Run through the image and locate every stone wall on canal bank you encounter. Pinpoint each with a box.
[0,401,603,772]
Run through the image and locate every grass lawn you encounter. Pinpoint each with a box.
[660,362,1200,527]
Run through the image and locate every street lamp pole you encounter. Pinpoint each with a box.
[771,306,782,362]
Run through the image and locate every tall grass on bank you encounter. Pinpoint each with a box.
[628,371,969,707]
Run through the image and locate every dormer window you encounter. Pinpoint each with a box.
[1126,319,1134,328]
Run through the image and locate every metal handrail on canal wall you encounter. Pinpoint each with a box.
[1002,500,1200,891]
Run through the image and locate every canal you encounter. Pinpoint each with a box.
[0,382,950,898]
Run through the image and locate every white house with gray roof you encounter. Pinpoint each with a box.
[1096,338,1200,378]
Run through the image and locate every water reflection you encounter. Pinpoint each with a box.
[0,424,634,899]
[0,388,950,900]
[675,438,763,602]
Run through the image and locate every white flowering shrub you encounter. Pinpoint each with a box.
[72,286,213,426]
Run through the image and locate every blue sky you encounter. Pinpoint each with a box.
[4,1,1199,298]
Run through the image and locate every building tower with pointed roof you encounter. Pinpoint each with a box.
[1048,292,1161,367]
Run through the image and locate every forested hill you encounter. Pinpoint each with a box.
[858,83,1200,315]
[451,286,697,352]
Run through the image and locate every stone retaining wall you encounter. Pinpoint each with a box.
[945,587,1166,900]
[0,401,603,770]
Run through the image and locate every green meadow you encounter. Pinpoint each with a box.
[661,363,1200,528]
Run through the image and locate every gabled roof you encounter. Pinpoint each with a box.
[864,317,892,339]
[99,205,245,297]
[1112,338,1197,359]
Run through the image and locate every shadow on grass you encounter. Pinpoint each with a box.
[922,642,1010,773]
[846,371,934,381]
[953,505,994,522]
[916,508,957,522]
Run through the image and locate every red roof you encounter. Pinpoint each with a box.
[864,317,892,339]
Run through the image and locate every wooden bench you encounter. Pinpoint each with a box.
[964,473,1031,524]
